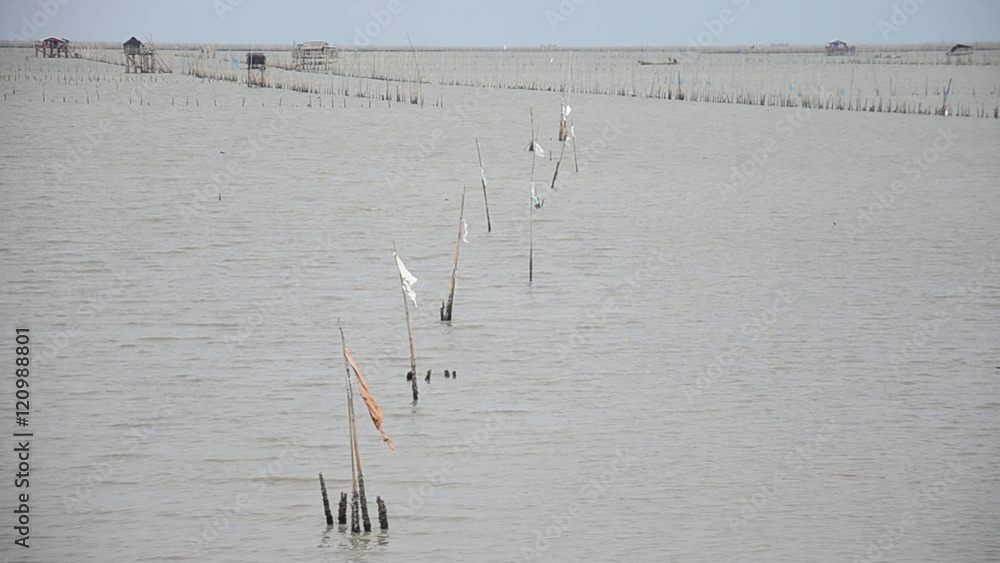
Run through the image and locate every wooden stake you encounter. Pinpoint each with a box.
[350,489,360,534]
[476,138,492,233]
[377,496,389,530]
[441,187,466,322]
[319,473,334,526]
[357,472,372,532]
[338,492,347,525]
[393,243,419,403]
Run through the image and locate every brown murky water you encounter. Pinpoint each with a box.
[1,48,999,562]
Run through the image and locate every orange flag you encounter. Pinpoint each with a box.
[344,346,395,450]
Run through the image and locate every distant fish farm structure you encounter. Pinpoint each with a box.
[291,40,338,71]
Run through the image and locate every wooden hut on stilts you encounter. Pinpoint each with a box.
[123,36,169,73]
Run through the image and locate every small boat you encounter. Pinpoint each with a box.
[637,58,678,66]
[946,43,973,57]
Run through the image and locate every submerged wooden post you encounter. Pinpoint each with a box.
[319,473,334,526]
[338,492,348,525]
[377,496,389,530]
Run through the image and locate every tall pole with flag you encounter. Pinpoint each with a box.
[339,325,396,532]
[526,108,542,282]
[393,242,419,403]
[476,138,492,233]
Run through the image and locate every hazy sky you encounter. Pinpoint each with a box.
[4,0,999,46]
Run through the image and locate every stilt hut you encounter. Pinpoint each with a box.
[246,52,267,87]
[122,36,170,73]
[35,36,69,58]
[124,37,152,73]
[825,39,856,56]
[291,41,338,71]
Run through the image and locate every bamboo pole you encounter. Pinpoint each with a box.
[528,108,537,282]
[529,190,534,283]
[441,187,467,321]
[347,383,360,534]
[551,138,567,190]
[941,77,952,116]
[393,243,419,403]
[340,327,363,533]
[572,132,579,173]
[340,327,372,533]
[406,34,423,107]
[476,138,492,233]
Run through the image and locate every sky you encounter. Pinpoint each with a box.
[3,0,1000,46]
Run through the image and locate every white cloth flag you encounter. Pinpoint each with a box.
[462,219,469,243]
[562,104,572,118]
[528,141,544,157]
[531,181,543,208]
[394,253,418,307]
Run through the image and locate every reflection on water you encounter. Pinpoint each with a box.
[319,527,390,563]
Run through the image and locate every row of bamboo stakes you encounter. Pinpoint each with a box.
[324,89,569,537]
[10,77,994,118]
[29,47,1000,120]
[9,49,999,119]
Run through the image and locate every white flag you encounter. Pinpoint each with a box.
[570,125,576,139]
[562,104,572,118]
[394,253,418,307]
[462,219,469,243]
[533,141,545,157]
[531,181,543,208]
